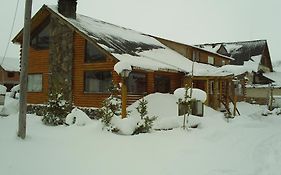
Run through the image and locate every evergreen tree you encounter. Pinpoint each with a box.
[42,92,72,126]
[98,82,121,131]
[134,98,157,134]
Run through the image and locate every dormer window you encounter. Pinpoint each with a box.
[85,40,106,63]
[31,18,50,49]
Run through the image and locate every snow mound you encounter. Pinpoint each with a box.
[128,93,178,118]
[174,88,207,102]
[65,108,92,126]
[0,85,7,94]
[111,116,139,135]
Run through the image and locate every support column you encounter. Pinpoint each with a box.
[214,79,219,109]
[205,79,209,106]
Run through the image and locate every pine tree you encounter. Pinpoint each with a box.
[42,92,72,126]
[134,98,157,134]
[98,82,121,131]
[136,98,148,119]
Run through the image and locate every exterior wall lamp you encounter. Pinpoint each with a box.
[120,69,131,118]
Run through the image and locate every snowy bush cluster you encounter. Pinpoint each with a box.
[98,95,157,135]
[42,92,72,126]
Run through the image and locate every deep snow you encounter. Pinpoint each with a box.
[1,94,281,175]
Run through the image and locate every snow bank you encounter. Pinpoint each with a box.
[65,108,92,126]
[0,85,7,94]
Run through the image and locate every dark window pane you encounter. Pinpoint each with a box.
[85,41,106,63]
[127,72,146,94]
[31,18,50,49]
[155,75,170,93]
[84,71,112,93]
[7,72,15,78]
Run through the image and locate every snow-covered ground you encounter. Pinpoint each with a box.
[1,93,281,175]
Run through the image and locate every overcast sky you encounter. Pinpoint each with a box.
[1,0,280,62]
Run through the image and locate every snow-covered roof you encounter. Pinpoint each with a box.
[0,57,20,72]
[263,72,281,87]
[47,5,233,77]
[217,55,262,76]
[196,40,267,65]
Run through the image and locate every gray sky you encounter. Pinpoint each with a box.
[1,0,280,62]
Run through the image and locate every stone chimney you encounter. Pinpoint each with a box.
[58,0,77,19]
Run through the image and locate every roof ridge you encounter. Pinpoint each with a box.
[196,39,267,46]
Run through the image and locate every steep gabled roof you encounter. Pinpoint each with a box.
[196,40,267,65]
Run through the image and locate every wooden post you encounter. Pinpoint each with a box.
[233,95,237,116]
[205,79,209,105]
[18,0,32,139]
[219,79,222,108]
[269,85,273,111]
[121,78,127,118]
[214,79,219,109]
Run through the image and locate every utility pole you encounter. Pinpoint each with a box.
[18,0,32,139]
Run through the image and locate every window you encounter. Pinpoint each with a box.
[31,18,50,49]
[7,72,15,78]
[84,71,112,93]
[155,75,170,93]
[127,72,147,94]
[27,74,42,92]
[208,56,215,65]
[192,51,200,61]
[85,40,106,63]
[222,60,226,66]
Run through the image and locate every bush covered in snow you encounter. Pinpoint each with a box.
[98,86,156,135]
[42,92,72,126]
[99,95,121,132]
[98,83,122,132]
[65,108,92,126]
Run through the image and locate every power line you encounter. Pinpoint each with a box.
[1,0,20,65]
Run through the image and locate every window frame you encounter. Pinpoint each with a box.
[127,72,147,94]
[192,50,200,62]
[84,70,112,93]
[27,73,43,92]
[208,56,215,65]
[154,75,171,93]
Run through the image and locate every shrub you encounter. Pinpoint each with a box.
[42,92,72,126]
[133,98,157,135]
